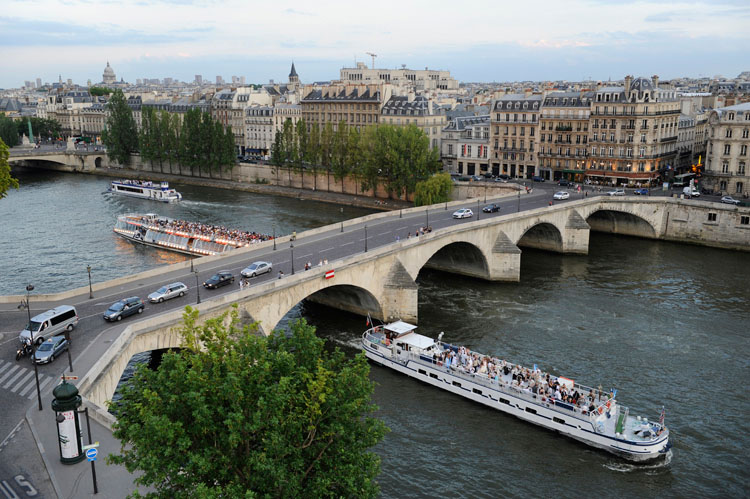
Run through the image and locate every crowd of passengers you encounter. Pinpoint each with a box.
[139,216,273,245]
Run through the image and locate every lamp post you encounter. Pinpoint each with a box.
[425,209,429,228]
[477,199,480,220]
[194,271,201,304]
[86,264,93,299]
[517,189,521,212]
[273,226,276,250]
[364,225,368,252]
[23,284,43,411]
[290,244,295,275]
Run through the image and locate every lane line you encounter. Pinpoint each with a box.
[0,365,20,384]
[10,370,34,393]
[377,231,390,236]
[18,375,44,397]
[341,242,353,246]
[2,368,27,389]
[28,376,54,399]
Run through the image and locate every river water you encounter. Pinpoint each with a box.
[5,169,749,497]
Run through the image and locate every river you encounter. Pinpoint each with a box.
[5,169,749,497]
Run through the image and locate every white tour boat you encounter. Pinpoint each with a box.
[109,180,182,202]
[362,321,671,462]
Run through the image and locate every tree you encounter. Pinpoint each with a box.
[138,107,157,171]
[0,116,19,147]
[102,89,138,165]
[15,117,61,141]
[0,138,19,199]
[109,307,387,498]
[89,86,114,96]
[331,121,350,191]
[414,172,453,206]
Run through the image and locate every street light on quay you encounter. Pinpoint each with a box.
[364,225,368,252]
[20,284,43,411]
[517,189,521,213]
[86,264,93,299]
[273,226,276,250]
[290,243,295,275]
[194,271,201,304]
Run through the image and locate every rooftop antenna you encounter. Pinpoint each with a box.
[366,52,377,70]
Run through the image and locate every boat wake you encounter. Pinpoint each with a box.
[603,449,673,474]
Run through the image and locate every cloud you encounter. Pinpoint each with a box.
[284,8,314,16]
[644,13,672,22]
[519,39,592,49]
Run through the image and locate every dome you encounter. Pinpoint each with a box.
[630,77,653,92]
[103,62,115,76]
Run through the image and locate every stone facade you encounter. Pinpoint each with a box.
[339,62,458,92]
[704,102,750,197]
[538,91,593,182]
[441,115,490,175]
[380,94,446,151]
[244,103,301,157]
[300,83,391,131]
[490,94,542,179]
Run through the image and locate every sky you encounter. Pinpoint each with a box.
[2,0,749,88]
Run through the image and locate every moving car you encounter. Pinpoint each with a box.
[470,175,483,181]
[241,261,273,278]
[482,203,500,213]
[19,305,78,345]
[497,174,510,182]
[104,297,145,321]
[558,179,572,187]
[33,336,69,365]
[634,188,649,195]
[148,282,188,303]
[452,208,474,219]
[553,191,570,200]
[721,195,741,205]
[532,176,545,182]
[607,189,625,196]
[203,271,235,289]
[682,186,700,198]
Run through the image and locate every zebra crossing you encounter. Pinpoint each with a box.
[0,359,58,400]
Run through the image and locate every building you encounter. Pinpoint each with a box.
[490,93,543,179]
[704,102,750,197]
[380,94,446,151]
[102,62,116,85]
[339,62,458,92]
[441,115,490,175]
[211,88,273,154]
[244,102,301,158]
[195,75,203,85]
[586,76,680,186]
[300,83,391,132]
[538,91,593,182]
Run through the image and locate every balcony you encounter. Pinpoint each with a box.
[555,125,573,131]
[660,136,678,142]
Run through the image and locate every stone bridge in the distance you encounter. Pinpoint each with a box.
[8,147,108,172]
[78,196,750,408]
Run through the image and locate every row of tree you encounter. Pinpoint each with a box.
[102,89,236,176]
[0,116,62,147]
[270,119,441,200]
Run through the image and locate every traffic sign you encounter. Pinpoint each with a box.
[82,442,100,451]
[60,375,78,380]
[86,448,98,461]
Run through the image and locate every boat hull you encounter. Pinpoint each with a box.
[115,230,199,256]
[111,190,179,203]
[363,342,670,462]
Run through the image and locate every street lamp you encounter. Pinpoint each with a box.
[23,284,43,411]
[517,189,521,212]
[290,244,295,275]
[364,225,368,252]
[477,199,480,220]
[273,226,276,250]
[425,209,429,228]
[194,271,201,304]
[86,264,93,299]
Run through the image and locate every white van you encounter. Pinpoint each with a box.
[19,305,79,345]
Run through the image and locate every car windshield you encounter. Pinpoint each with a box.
[109,302,124,311]
[38,343,53,352]
[248,264,258,270]
[26,320,42,332]
[156,286,168,294]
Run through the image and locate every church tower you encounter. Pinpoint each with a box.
[288,62,299,90]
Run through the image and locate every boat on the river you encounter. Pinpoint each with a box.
[113,214,270,256]
[108,180,182,203]
[362,321,671,462]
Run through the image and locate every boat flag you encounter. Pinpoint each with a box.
[611,388,617,399]
[659,406,665,426]
[325,269,335,280]
[533,364,537,372]
[366,313,371,327]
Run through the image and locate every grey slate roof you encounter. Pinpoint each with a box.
[493,94,542,112]
[543,91,594,107]
[381,95,439,116]
[443,114,490,132]
[302,87,381,102]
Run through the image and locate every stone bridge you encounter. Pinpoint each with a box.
[76,196,750,410]
[8,149,108,172]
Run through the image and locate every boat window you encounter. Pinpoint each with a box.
[429,373,439,379]
[553,417,565,425]
[472,388,482,395]
[499,398,511,405]
[525,407,537,415]
[452,381,461,387]
[418,369,427,376]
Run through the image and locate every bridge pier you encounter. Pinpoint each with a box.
[561,211,590,254]
[489,232,522,281]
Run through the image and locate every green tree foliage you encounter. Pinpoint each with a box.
[102,89,138,165]
[109,307,387,498]
[270,129,283,167]
[0,138,19,199]
[89,86,114,96]
[414,172,453,206]
[14,117,62,141]
[0,116,20,147]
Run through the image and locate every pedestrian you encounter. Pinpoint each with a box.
[323,258,328,265]
[395,235,400,242]
[278,270,284,279]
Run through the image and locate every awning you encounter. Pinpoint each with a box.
[384,321,417,336]
[562,169,585,173]
[674,172,694,179]
[397,333,435,351]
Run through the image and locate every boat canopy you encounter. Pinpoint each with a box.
[384,321,417,336]
[397,333,435,351]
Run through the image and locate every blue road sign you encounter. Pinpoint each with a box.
[86,448,98,461]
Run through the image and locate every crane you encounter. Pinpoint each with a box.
[366,52,377,69]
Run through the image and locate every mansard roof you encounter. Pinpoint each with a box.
[302,87,381,102]
[492,94,542,111]
[381,95,437,116]
[443,114,490,131]
[543,91,594,107]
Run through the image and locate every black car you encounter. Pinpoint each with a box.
[203,271,235,289]
[483,203,500,213]
[104,297,145,322]
[558,179,572,187]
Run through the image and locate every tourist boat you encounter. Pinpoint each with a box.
[362,321,671,462]
[108,180,182,203]
[113,214,247,256]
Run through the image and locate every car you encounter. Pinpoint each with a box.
[607,189,625,196]
[553,191,570,200]
[482,203,500,213]
[148,282,188,303]
[203,270,235,289]
[104,297,145,322]
[494,177,509,183]
[33,335,69,364]
[532,176,545,182]
[634,188,650,195]
[558,179,572,187]
[241,261,273,278]
[497,174,510,181]
[452,208,474,219]
[470,175,483,181]
[720,195,741,205]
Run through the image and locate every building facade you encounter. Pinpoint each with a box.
[339,63,458,92]
[300,84,391,132]
[441,115,490,176]
[244,103,301,158]
[538,91,592,182]
[490,94,542,179]
[380,95,446,151]
[704,102,750,197]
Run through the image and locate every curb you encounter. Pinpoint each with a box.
[26,404,64,499]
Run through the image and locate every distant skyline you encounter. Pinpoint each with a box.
[2,0,749,89]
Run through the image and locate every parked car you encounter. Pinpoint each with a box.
[241,261,273,278]
[683,187,700,198]
[607,189,625,196]
[482,203,500,213]
[470,175,483,181]
[494,177,509,183]
[104,297,145,322]
[203,271,235,289]
[720,195,741,205]
[452,208,474,219]
[553,191,570,200]
[634,188,650,195]
[532,176,545,182]
[33,336,69,364]
[497,174,510,181]
[558,179,572,187]
[148,282,188,303]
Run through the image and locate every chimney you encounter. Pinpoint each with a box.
[624,75,632,94]
[652,75,659,89]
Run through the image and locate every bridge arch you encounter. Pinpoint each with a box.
[418,240,490,280]
[516,222,564,252]
[585,209,657,238]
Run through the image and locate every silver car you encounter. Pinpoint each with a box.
[33,336,69,364]
[148,282,188,303]
[241,261,273,278]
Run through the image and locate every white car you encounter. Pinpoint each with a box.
[720,195,741,205]
[553,191,570,200]
[452,208,473,219]
[241,261,273,278]
[607,189,625,196]
[148,282,188,303]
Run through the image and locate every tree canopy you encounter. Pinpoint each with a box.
[89,86,114,96]
[102,89,138,165]
[109,307,387,498]
[414,172,454,206]
[0,138,19,199]
[0,116,20,147]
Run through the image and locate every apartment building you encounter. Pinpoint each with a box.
[339,63,458,92]
[538,91,593,182]
[300,84,391,132]
[441,115,490,175]
[380,94,446,151]
[704,102,750,197]
[490,94,543,179]
[244,102,301,158]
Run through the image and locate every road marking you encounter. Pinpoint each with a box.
[397,226,408,231]
[321,247,335,253]
[341,241,353,246]
[2,368,26,389]
[10,371,34,393]
[0,420,23,454]
[377,231,390,236]
[27,376,54,399]
[18,375,46,397]
[0,365,20,385]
